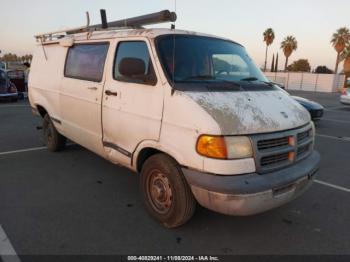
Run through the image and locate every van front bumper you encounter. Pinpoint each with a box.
[182,151,320,216]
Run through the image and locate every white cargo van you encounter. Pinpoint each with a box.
[29,10,320,228]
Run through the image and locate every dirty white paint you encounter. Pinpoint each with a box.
[185,90,310,135]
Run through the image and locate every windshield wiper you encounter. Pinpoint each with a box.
[240,77,259,82]
[240,77,275,88]
[179,75,243,90]
[182,75,217,81]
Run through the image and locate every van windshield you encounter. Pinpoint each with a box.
[156,35,268,89]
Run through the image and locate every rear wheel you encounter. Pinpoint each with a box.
[140,154,196,228]
[42,114,66,152]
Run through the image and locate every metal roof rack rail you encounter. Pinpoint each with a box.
[35,9,177,43]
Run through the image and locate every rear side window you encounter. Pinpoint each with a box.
[65,43,109,82]
[113,41,157,85]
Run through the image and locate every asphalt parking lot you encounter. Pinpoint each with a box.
[0,91,350,258]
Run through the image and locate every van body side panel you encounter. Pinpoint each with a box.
[102,38,164,167]
[159,89,221,172]
[29,44,66,134]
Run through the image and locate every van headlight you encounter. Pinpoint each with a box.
[196,135,253,159]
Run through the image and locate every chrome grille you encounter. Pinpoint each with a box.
[297,130,311,143]
[297,144,310,157]
[251,124,314,174]
[257,137,289,151]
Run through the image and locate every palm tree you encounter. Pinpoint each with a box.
[340,45,350,89]
[263,28,275,72]
[331,27,350,74]
[281,36,298,71]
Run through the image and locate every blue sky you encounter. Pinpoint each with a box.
[1,0,349,70]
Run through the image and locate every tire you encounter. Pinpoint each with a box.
[140,154,196,228]
[18,93,24,100]
[42,114,66,152]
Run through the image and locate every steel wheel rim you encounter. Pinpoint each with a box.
[147,169,173,214]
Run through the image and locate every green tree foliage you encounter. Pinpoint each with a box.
[331,27,350,74]
[340,45,350,89]
[315,66,334,74]
[263,28,275,72]
[286,59,311,72]
[0,53,33,62]
[281,36,298,70]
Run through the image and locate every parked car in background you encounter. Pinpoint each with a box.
[5,61,26,71]
[0,69,18,102]
[272,82,324,120]
[292,96,324,120]
[0,62,6,70]
[340,88,350,105]
[7,69,26,99]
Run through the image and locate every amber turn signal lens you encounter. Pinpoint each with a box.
[196,135,227,159]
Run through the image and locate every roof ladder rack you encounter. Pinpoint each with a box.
[35,9,177,43]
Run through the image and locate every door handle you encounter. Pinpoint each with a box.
[88,87,98,90]
[105,90,118,96]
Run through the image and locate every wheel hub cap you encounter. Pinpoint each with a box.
[148,171,172,214]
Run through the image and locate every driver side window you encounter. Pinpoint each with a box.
[113,41,157,86]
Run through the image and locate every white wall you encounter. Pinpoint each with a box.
[265,72,345,93]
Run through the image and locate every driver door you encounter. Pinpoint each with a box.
[102,38,164,167]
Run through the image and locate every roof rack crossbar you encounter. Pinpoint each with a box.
[35,9,177,42]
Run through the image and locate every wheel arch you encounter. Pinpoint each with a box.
[35,104,48,118]
[133,141,185,173]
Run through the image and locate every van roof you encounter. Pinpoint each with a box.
[39,28,241,46]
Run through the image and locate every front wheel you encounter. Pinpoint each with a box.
[42,114,66,152]
[140,154,196,228]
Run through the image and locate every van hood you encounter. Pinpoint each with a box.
[185,90,310,135]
